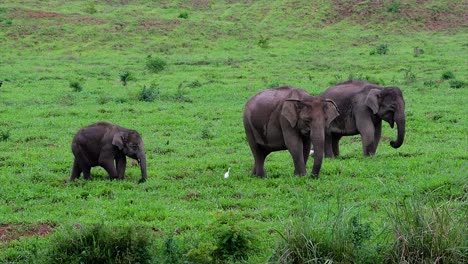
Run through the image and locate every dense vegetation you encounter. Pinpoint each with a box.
[0,1,466,263]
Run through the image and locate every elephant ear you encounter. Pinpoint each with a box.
[324,99,340,127]
[282,99,301,127]
[112,132,126,150]
[365,89,381,114]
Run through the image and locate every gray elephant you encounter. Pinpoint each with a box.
[70,122,147,183]
[320,80,406,157]
[243,86,340,178]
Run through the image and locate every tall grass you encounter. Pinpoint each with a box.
[384,197,467,263]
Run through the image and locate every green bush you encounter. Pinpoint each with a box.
[0,130,10,141]
[146,55,167,73]
[178,11,189,19]
[119,71,131,86]
[45,223,153,264]
[441,70,455,80]
[258,35,270,48]
[69,81,83,92]
[449,79,465,89]
[138,84,159,102]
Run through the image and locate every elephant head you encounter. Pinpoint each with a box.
[112,130,147,183]
[365,87,406,148]
[282,96,340,176]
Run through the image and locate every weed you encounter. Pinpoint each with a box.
[201,127,214,140]
[423,80,436,87]
[138,84,159,102]
[84,2,97,14]
[0,80,3,88]
[146,55,167,73]
[119,71,131,86]
[186,242,217,263]
[384,198,467,263]
[171,85,192,103]
[187,80,202,88]
[401,67,416,84]
[69,80,83,92]
[370,44,389,55]
[441,70,455,80]
[387,0,400,13]
[413,47,424,57]
[449,79,465,89]
[45,223,153,264]
[178,11,189,19]
[0,130,10,141]
[258,35,270,48]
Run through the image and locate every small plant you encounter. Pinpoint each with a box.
[0,130,10,141]
[201,127,214,140]
[387,0,400,13]
[449,79,465,89]
[376,43,389,55]
[69,80,83,92]
[401,67,416,84]
[258,35,270,49]
[178,11,189,19]
[441,70,455,80]
[146,55,167,73]
[172,85,192,103]
[119,71,131,86]
[138,84,159,102]
[187,80,202,88]
[413,47,424,57]
[84,2,97,14]
[0,80,3,88]
[423,80,436,87]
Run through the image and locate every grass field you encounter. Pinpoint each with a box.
[0,1,467,263]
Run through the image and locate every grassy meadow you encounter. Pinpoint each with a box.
[0,1,467,263]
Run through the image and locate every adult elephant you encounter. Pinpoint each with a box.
[320,80,406,157]
[243,86,340,178]
[70,122,147,183]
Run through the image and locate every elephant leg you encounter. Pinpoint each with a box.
[82,166,91,180]
[284,135,306,176]
[70,159,82,181]
[360,127,376,156]
[331,134,342,157]
[115,156,127,180]
[252,147,268,178]
[324,132,335,158]
[101,160,118,180]
[302,138,311,165]
[373,120,382,154]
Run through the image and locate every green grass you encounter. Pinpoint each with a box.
[0,1,467,263]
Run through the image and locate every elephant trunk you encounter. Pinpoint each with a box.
[390,104,405,149]
[310,128,325,178]
[137,153,147,183]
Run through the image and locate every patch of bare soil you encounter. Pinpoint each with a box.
[0,223,54,243]
[10,9,106,25]
[139,19,181,30]
[328,0,467,30]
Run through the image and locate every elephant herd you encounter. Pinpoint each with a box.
[70,80,405,182]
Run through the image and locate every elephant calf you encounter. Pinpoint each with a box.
[243,86,340,178]
[70,122,147,183]
[321,80,406,157]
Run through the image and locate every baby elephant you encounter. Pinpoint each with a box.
[70,122,147,183]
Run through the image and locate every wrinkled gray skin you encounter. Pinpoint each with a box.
[243,86,340,178]
[321,80,406,157]
[70,122,147,183]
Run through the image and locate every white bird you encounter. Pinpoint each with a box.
[309,150,314,156]
[224,167,231,179]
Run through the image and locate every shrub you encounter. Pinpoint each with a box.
[258,35,270,49]
[376,43,389,55]
[119,71,131,86]
[449,79,465,89]
[387,0,400,13]
[138,84,159,102]
[146,55,167,73]
[69,80,83,92]
[441,71,455,80]
[178,11,189,19]
[211,214,257,262]
[45,223,153,264]
[384,198,467,263]
[0,130,10,141]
